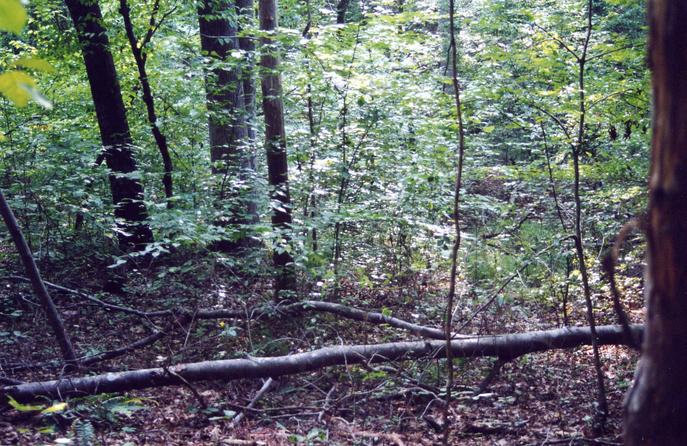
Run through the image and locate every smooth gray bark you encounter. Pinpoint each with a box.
[2,324,641,403]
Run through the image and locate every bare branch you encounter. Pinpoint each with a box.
[1,324,642,403]
[531,23,580,62]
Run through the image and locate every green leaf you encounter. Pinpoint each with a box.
[41,401,68,414]
[0,70,35,107]
[104,397,145,416]
[0,0,26,34]
[7,395,45,412]
[12,57,55,73]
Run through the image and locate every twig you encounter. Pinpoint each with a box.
[317,384,337,421]
[1,276,468,340]
[0,192,77,370]
[477,358,505,393]
[164,367,207,410]
[80,329,168,365]
[1,275,170,321]
[481,211,536,240]
[455,244,555,334]
[230,377,275,426]
[601,217,645,350]
[529,102,574,142]
[221,440,266,446]
[0,377,23,385]
[533,437,621,446]
[531,22,580,62]
[346,430,406,446]
[541,122,569,232]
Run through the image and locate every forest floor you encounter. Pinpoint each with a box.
[0,257,642,445]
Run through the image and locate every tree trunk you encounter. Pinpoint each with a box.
[443,0,467,441]
[570,0,607,432]
[237,0,257,144]
[199,0,258,249]
[64,0,153,251]
[259,0,296,297]
[120,0,174,208]
[624,1,687,443]
[237,0,259,222]
[2,324,641,404]
[336,0,349,24]
[0,188,77,369]
[199,0,248,174]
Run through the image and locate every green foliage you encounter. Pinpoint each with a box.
[73,419,96,446]
[288,427,328,445]
[0,1,53,109]
[7,395,45,412]
[0,0,26,34]
[0,0,649,324]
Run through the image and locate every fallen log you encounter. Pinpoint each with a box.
[1,276,456,339]
[141,300,461,339]
[2,324,642,403]
[266,301,458,339]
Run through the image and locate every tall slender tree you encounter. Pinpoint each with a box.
[259,0,296,297]
[237,0,259,221]
[442,0,466,442]
[119,0,175,208]
[0,188,77,370]
[64,0,153,250]
[237,0,257,145]
[624,1,687,443]
[569,0,608,432]
[198,0,258,248]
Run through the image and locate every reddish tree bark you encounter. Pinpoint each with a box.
[624,1,687,444]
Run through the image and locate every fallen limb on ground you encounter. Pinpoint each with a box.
[1,276,459,339]
[2,324,642,403]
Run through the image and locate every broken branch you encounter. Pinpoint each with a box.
[2,324,642,404]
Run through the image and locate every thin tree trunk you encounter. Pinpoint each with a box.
[333,90,347,277]
[119,0,174,208]
[332,22,362,280]
[0,188,77,369]
[64,0,153,251]
[237,0,259,222]
[302,0,319,253]
[259,0,296,297]
[443,0,466,441]
[237,0,257,144]
[624,1,687,443]
[572,0,607,433]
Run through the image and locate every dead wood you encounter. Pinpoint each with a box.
[1,324,641,404]
[0,276,458,339]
